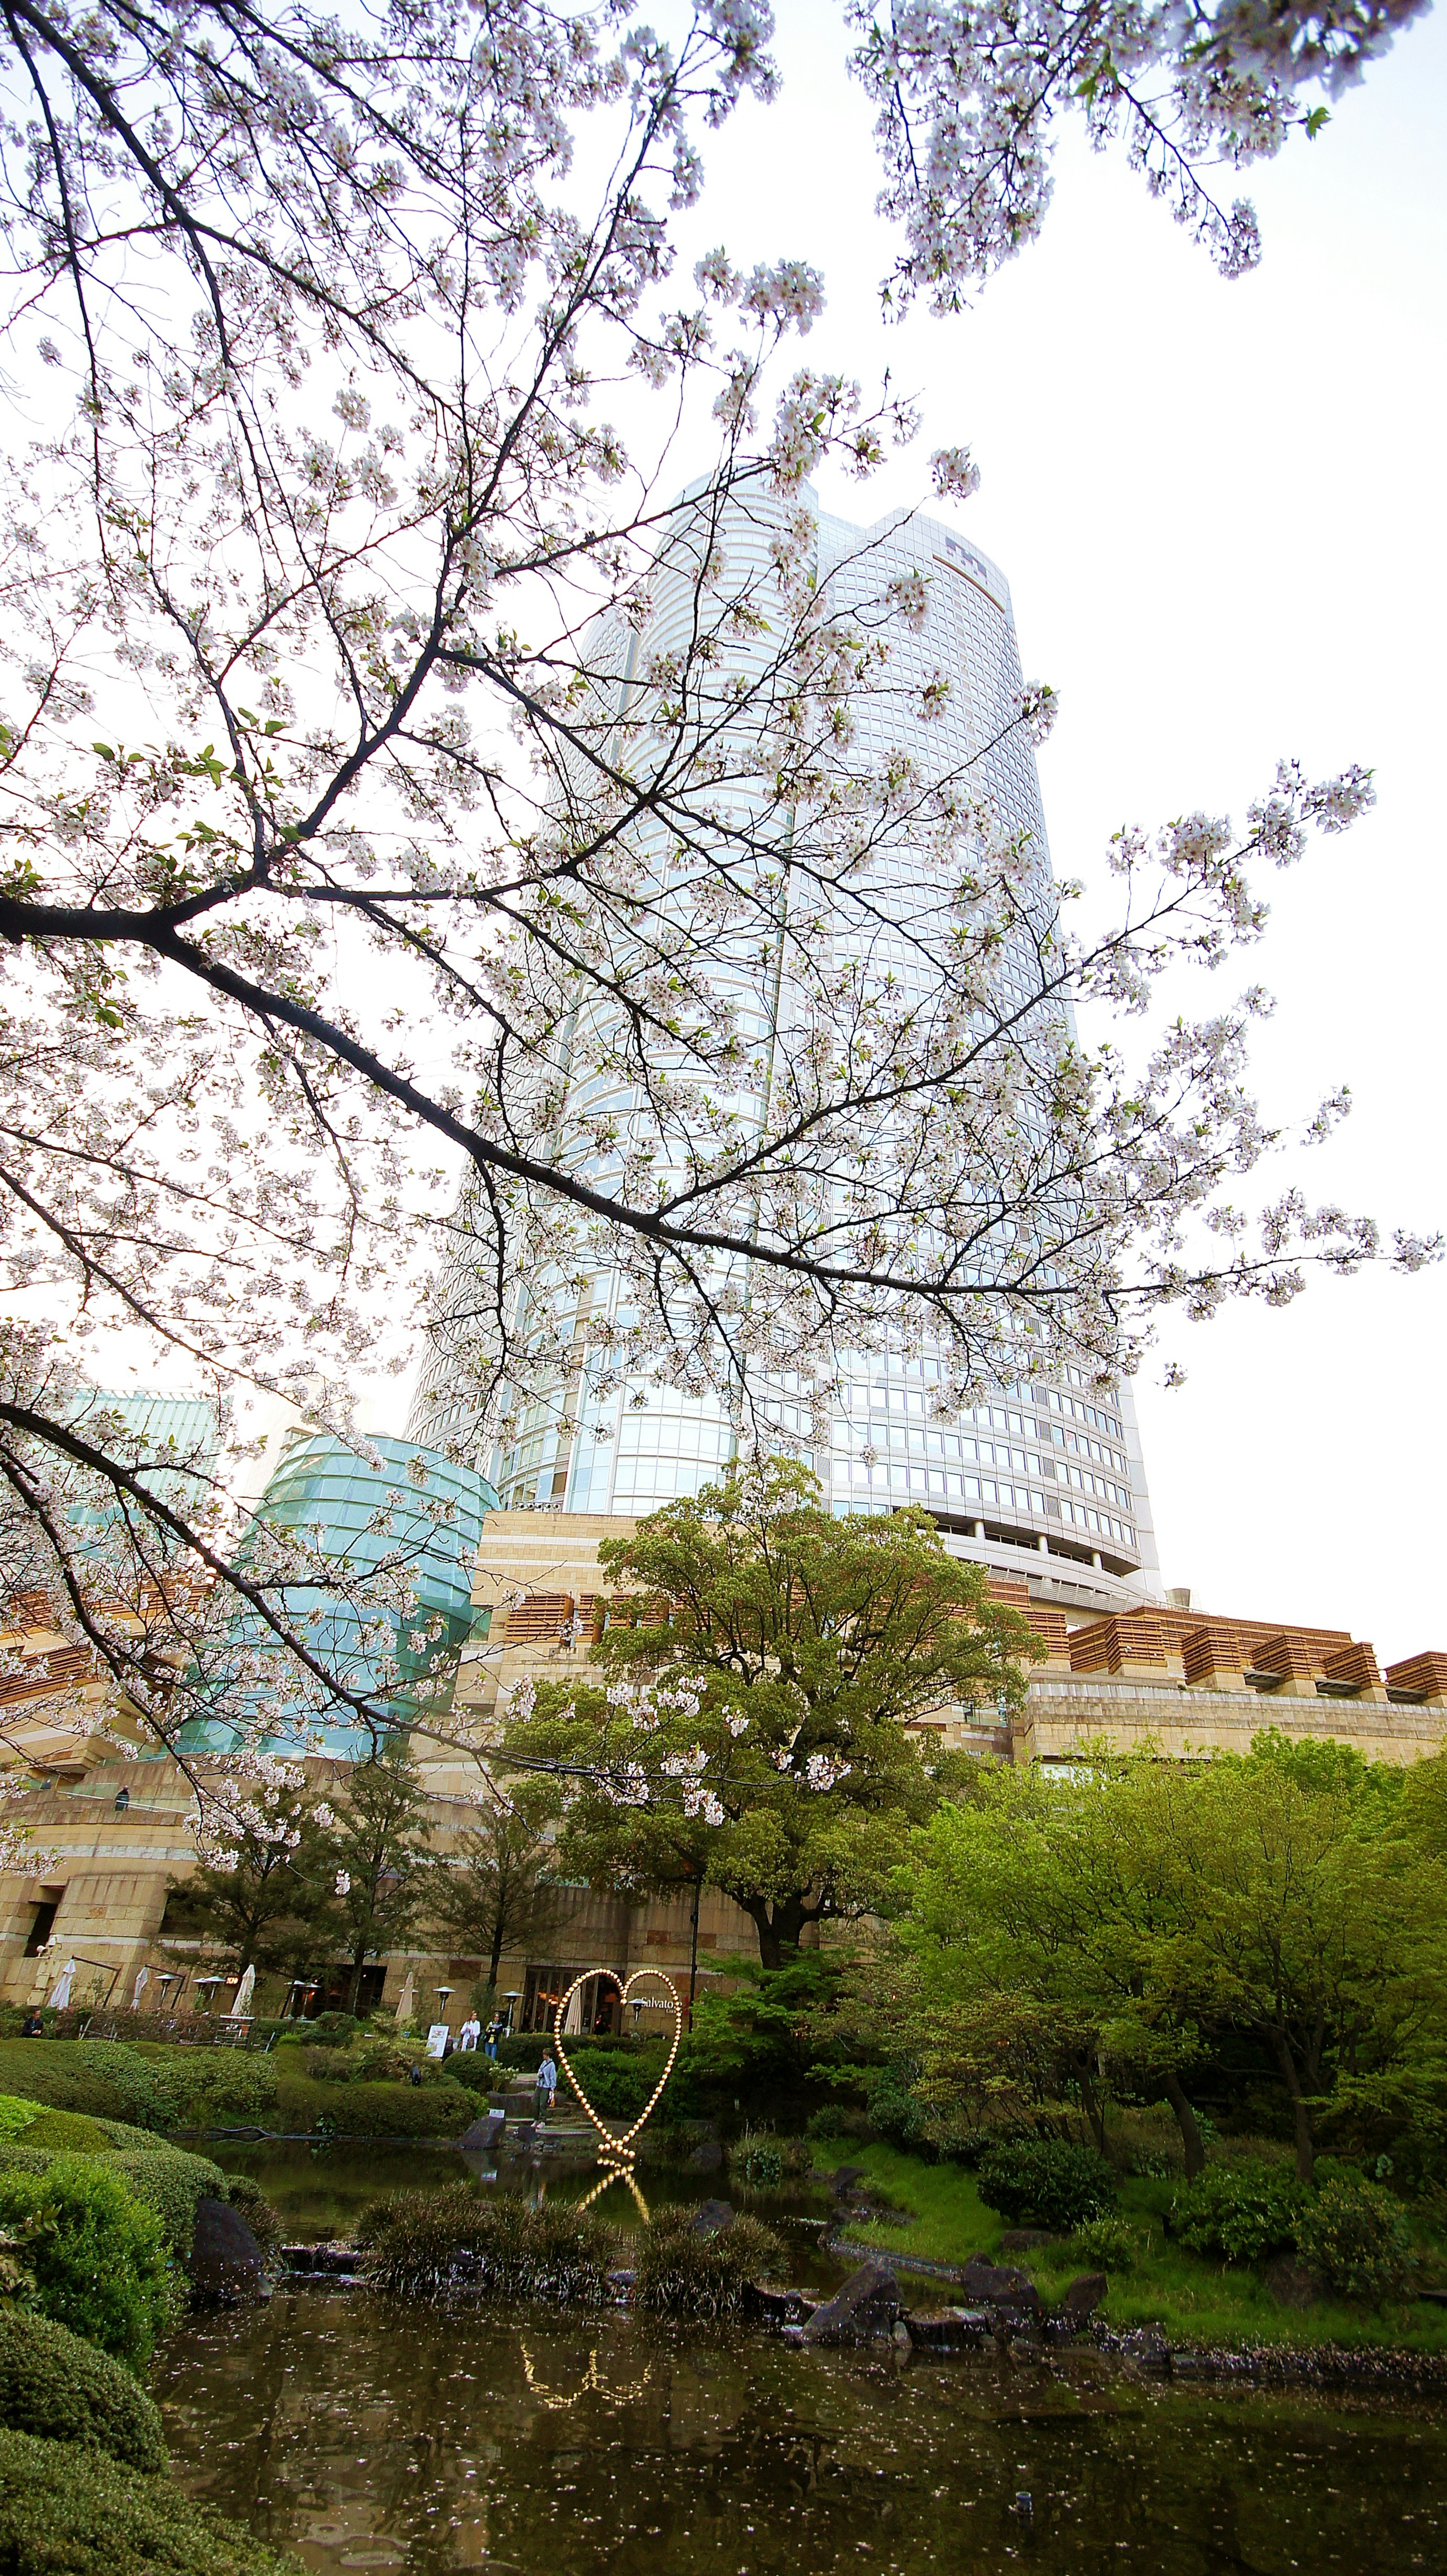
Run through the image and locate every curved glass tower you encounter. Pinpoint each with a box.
[411,484,1161,1612]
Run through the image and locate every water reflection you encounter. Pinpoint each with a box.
[154,2288,1447,2576]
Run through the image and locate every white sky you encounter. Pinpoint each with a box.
[665,1,1444,1667]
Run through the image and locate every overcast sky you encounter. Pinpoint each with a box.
[662,1,1444,1666]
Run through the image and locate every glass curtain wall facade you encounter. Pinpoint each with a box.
[411,485,1160,1599]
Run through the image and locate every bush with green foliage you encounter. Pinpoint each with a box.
[864,2065,933,2156]
[976,2137,1116,2230]
[0,2097,40,2140]
[0,2157,171,2366]
[223,2172,283,2257]
[24,2109,116,2152]
[633,2212,784,2320]
[356,2184,616,2301]
[557,2045,670,2120]
[1293,2175,1415,2301]
[0,2427,298,2576]
[146,2049,278,2128]
[1070,2213,1137,2272]
[0,2309,167,2472]
[805,2105,873,2143]
[0,2040,161,2128]
[274,2071,474,2138]
[1168,2157,1309,2262]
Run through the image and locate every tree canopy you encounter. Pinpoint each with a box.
[502,1460,1040,1965]
[892,1731,1447,2178]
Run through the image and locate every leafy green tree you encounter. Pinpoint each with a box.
[315,1752,436,2015]
[164,1778,334,1982]
[428,1782,565,2009]
[898,1751,1212,2166]
[503,1461,1039,1969]
[898,1730,1447,2180]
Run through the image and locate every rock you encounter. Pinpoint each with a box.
[1060,2271,1109,2321]
[685,2139,724,2175]
[957,2257,1041,2313]
[829,2164,868,2195]
[904,2306,990,2351]
[459,2111,506,2152]
[745,2282,815,2326]
[690,2198,734,2239]
[1261,2253,1317,2310]
[606,2268,636,2298]
[1114,2325,1171,2376]
[800,2259,901,2345]
[999,2229,1060,2251]
[188,2197,265,2305]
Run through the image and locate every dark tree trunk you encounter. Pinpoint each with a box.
[489,1915,506,1990]
[687,1871,703,2030]
[1162,2069,1206,2179]
[744,1893,810,1969]
[1076,2054,1107,2155]
[1273,2030,1315,2182]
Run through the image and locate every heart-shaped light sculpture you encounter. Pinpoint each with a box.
[551,1967,682,2165]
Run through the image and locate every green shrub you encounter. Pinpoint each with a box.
[0,2156,171,2366]
[69,2043,165,2129]
[730,2134,783,2187]
[357,2182,616,2301]
[864,2066,931,2155]
[24,2109,115,2152]
[1293,2175,1415,2301]
[0,2308,167,2472]
[106,2146,229,2258]
[274,2073,474,2138]
[0,2040,161,2127]
[806,2106,872,2142]
[0,2147,52,2178]
[976,2137,1116,2230]
[633,2212,784,2320]
[147,2050,278,2129]
[555,2045,668,2120]
[1168,2157,1308,2262]
[222,2172,282,2257]
[0,2427,298,2575]
[1070,2213,1137,2272]
[0,2097,40,2141]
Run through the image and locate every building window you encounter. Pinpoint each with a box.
[22,1898,61,1957]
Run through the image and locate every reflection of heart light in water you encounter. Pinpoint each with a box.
[550,1967,681,2207]
[519,2337,653,2412]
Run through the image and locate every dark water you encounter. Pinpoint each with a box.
[154,2288,1447,2576]
[171,2142,1447,2573]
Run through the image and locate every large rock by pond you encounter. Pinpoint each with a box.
[690,2198,733,2239]
[459,2111,506,2152]
[187,2197,266,2306]
[801,2259,901,2345]
[957,2257,1041,2315]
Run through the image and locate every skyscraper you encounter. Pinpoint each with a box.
[411,482,1162,1619]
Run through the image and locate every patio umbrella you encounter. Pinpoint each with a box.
[48,1959,75,2009]
[394,1971,415,2027]
[229,1963,256,2018]
[130,1966,150,2009]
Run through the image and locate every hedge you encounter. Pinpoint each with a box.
[0,2309,168,2473]
[0,2429,299,2576]
[0,2156,172,2365]
[107,2145,230,2258]
[272,2071,476,2138]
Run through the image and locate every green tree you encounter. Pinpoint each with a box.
[164,1779,334,1982]
[315,1753,436,2015]
[428,1782,565,2009]
[898,1731,1447,2180]
[1143,1733,1447,2179]
[503,1461,1040,1970]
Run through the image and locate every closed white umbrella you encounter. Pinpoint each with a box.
[394,1971,415,2028]
[563,1980,584,2036]
[130,1966,150,2010]
[48,1959,75,2010]
[229,1963,256,2019]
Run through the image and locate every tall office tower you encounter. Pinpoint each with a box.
[411,482,1162,1617]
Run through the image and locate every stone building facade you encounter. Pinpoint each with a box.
[0,1513,1442,2029]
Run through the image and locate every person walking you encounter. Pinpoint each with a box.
[536,2049,558,2123]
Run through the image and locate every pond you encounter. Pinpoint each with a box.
[157,2141,1447,2576]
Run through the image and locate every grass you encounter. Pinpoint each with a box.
[809,2141,1447,2354]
